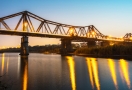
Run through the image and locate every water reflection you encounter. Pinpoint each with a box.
[6,57,9,74]
[86,58,100,90]
[20,56,28,90]
[1,53,132,90]
[1,53,5,75]
[17,55,20,79]
[86,58,94,89]
[108,59,118,90]
[119,59,131,89]
[66,56,76,90]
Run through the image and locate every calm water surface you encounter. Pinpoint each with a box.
[0,53,132,90]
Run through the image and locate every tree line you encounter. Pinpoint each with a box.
[75,44,132,56]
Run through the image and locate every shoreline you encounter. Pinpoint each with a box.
[75,54,132,60]
[0,52,132,60]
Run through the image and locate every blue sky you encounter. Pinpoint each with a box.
[0,0,132,47]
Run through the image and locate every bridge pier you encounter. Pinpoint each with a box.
[20,36,29,56]
[101,41,110,46]
[20,56,28,90]
[60,38,72,55]
[87,41,96,47]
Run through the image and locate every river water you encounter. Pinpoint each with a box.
[0,53,132,90]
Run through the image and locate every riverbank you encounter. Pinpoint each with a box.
[74,44,132,60]
[0,52,132,60]
[75,54,132,60]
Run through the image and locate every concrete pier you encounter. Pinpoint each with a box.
[20,36,29,56]
[60,38,72,55]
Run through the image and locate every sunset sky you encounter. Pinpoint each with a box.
[0,0,132,47]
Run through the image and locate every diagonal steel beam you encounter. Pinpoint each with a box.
[27,15,35,32]
[1,11,23,20]
[36,21,44,32]
[1,20,11,30]
[15,15,23,30]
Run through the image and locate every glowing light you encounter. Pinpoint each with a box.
[91,58,100,90]
[66,56,76,90]
[6,57,9,73]
[86,58,94,89]
[69,27,74,36]
[87,33,89,36]
[119,37,124,40]
[130,37,132,40]
[17,45,20,48]
[17,55,20,79]
[110,42,114,46]
[108,59,118,89]
[1,53,5,75]
[23,22,28,32]
[23,61,28,90]
[92,31,95,35]
[119,59,130,89]
[2,46,5,49]
[24,22,27,27]
[109,35,111,37]
[86,58,100,90]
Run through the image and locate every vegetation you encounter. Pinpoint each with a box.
[0,44,78,54]
[29,45,60,54]
[75,44,132,56]
[1,44,132,56]
[0,45,61,54]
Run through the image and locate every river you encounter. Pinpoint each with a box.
[0,53,132,90]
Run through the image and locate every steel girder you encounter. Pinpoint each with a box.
[0,11,105,38]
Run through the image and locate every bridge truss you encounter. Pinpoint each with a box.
[0,11,105,38]
[123,33,132,41]
[0,11,132,55]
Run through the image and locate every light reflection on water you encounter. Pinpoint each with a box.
[108,59,118,90]
[21,57,28,90]
[86,58,100,90]
[0,53,132,90]
[119,59,131,89]
[6,57,9,74]
[86,58,94,89]
[66,56,76,90]
[1,53,5,75]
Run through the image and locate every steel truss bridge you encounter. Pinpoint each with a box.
[0,11,131,55]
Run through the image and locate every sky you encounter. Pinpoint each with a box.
[0,0,132,47]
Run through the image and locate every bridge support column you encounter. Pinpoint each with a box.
[87,41,96,47]
[20,36,29,56]
[60,38,72,55]
[101,41,110,46]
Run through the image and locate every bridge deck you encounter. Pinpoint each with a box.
[0,29,124,42]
